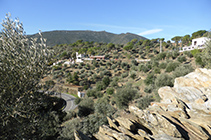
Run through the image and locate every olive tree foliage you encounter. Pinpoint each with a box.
[202,32,211,68]
[0,14,59,139]
[0,13,52,95]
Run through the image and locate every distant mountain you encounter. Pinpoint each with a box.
[28,30,147,47]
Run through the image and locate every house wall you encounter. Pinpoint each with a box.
[180,37,210,52]
[76,52,84,63]
[192,37,209,46]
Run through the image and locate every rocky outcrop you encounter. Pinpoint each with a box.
[77,68,211,140]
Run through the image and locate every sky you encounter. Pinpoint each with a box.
[0,0,211,41]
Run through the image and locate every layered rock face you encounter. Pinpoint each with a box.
[76,68,211,140]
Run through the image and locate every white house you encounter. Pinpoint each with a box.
[180,37,210,52]
[76,52,85,63]
[78,91,85,98]
[192,37,209,46]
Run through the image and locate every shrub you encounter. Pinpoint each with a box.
[151,59,159,67]
[78,97,94,117]
[173,64,194,78]
[106,87,114,95]
[102,76,110,87]
[59,118,81,140]
[144,73,156,85]
[155,73,173,88]
[165,61,180,72]
[103,70,112,76]
[159,62,167,69]
[94,96,116,116]
[195,54,205,67]
[110,80,118,87]
[114,86,138,109]
[74,97,82,104]
[121,72,129,78]
[63,110,77,121]
[153,67,161,74]
[177,55,187,63]
[80,69,85,73]
[111,64,117,69]
[139,64,150,73]
[86,89,103,98]
[166,52,172,59]
[191,49,201,57]
[183,51,193,58]
[153,49,159,54]
[157,52,166,60]
[172,51,180,59]
[144,84,154,93]
[131,59,138,66]
[130,71,137,79]
[136,96,153,110]
[96,81,106,91]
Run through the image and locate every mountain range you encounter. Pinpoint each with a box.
[28,30,147,47]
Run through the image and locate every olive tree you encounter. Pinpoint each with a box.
[202,32,211,68]
[0,14,62,139]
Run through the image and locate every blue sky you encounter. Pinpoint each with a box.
[0,0,211,41]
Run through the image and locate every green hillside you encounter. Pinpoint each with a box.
[28,30,147,47]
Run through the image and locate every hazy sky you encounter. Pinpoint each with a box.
[0,0,211,40]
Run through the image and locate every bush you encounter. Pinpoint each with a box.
[153,67,161,74]
[59,118,81,140]
[130,71,137,79]
[139,64,150,73]
[78,97,94,117]
[195,54,205,67]
[111,64,117,69]
[106,87,114,95]
[144,73,156,85]
[166,52,172,59]
[137,96,153,110]
[121,72,129,78]
[173,64,194,78]
[63,110,77,121]
[157,52,166,60]
[159,62,167,69]
[74,97,82,104]
[96,81,106,91]
[183,51,193,58]
[144,85,153,93]
[131,59,138,66]
[80,69,85,73]
[103,70,112,76]
[172,51,180,59]
[165,61,180,72]
[177,55,187,63]
[94,96,116,116]
[102,76,110,87]
[155,73,173,88]
[86,89,103,98]
[191,49,201,57]
[114,86,138,109]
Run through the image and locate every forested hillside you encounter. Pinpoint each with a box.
[28,30,147,47]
